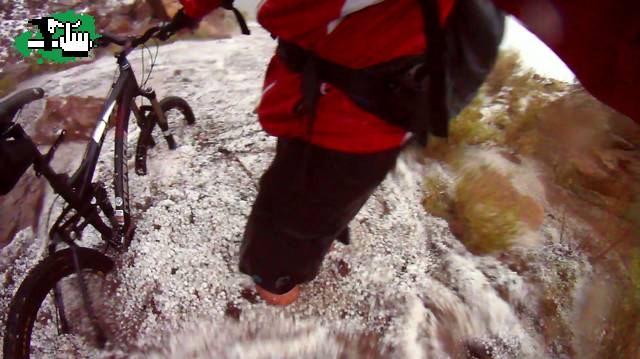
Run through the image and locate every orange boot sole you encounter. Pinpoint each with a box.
[256,284,300,306]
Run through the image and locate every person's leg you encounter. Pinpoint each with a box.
[239,137,401,302]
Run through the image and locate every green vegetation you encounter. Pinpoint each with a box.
[453,166,538,254]
[597,250,640,358]
[421,47,640,357]
[449,104,503,146]
[422,174,451,220]
[539,259,579,357]
[484,50,522,97]
[422,50,555,255]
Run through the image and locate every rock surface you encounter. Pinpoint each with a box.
[0,25,637,359]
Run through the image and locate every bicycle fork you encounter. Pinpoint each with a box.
[133,89,176,176]
[141,88,176,149]
[48,232,107,348]
[70,244,107,348]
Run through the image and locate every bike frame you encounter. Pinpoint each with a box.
[12,49,171,252]
[2,27,179,349]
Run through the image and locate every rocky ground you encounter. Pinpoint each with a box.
[0,21,639,359]
[0,0,234,98]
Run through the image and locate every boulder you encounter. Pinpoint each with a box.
[33,96,106,145]
[0,174,46,248]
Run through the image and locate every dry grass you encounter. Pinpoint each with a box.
[597,250,640,358]
[484,50,522,97]
[453,165,542,254]
[449,105,503,146]
[422,47,640,356]
[422,174,452,220]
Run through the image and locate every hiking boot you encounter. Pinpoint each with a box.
[256,284,300,306]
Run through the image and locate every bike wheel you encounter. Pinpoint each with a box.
[135,96,195,175]
[152,96,196,150]
[3,248,115,359]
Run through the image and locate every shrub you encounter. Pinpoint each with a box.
[423,174,452,220]
[453,166,540,254]
[450,105,502,146]
[598,250,640,358]
[484,50,522,97]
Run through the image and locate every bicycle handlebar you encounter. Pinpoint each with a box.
[0,88,45,128]
[97,26,162,50]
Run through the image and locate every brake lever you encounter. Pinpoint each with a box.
[133,26,162,47]
[94,36,108,48]
[155,27,175,42]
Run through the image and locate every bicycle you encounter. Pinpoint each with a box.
[2,25,195,358]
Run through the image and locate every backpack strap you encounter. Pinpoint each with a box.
[221,0,251,35]
[276,0,503,145]
[416,0,449,142]
[278,0,451,144]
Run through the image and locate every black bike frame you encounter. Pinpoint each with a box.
[2,26,175,349]
[25,49,169,250]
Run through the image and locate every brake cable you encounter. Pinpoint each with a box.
[137,39,160,109]
[141,39,159,89]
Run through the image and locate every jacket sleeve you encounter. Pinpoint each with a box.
[492,0,640,123]
[257,0,347,43]
[179,0,222,20]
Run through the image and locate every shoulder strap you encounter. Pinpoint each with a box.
[416,0,450,142]
[276,0,460,143]
[221,0,251,35]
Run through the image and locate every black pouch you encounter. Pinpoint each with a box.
[0,134,37,195]
[354,0,506,138]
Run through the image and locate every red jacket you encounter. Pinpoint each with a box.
[493,0,640,126]
[181,0,455,153]
[180,0,640,153]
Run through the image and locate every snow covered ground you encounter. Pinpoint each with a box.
[1,25,595,358]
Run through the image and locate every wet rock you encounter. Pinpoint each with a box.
[466,337,513,359]
[92,0,153,34]
[240,287,258,304]
[3,272,14,288]
[150,298,162,316]
[466,341,493,359]
[162,0,232,39]
[337,332,387,359]
[337,259,350,277]
[0,173,46,248]
[225,301,241,321]
[33,96,106,145]
[499,150,522,164]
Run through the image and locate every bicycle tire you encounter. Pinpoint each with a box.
[114,98,133,246]
[135,96,195,176]
[3,248,114,359]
